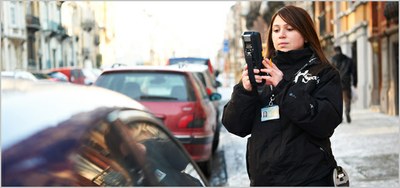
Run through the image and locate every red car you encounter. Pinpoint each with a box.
[50,67,97,85]
[169,64,222,151]
[94,66,221,177]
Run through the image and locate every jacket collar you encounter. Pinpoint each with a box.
[272,47,319,81]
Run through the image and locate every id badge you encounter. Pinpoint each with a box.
[261,105,280,122]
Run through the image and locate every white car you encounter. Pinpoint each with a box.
[1,70,38,81]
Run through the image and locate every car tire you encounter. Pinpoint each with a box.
[212,122,221,153]
[197,158,212,179]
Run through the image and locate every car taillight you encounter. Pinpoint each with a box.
[178,114,193,128]
[178,114,205,128]
[206,87,212,95]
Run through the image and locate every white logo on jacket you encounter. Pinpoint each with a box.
[294,70,319,83]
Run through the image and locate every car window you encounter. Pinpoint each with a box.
[95,72,196,101]
[74,110,206,186]
[117,110,206,186]
[195,72,207,87]
[191,73,209,100]
[71,69,83,81]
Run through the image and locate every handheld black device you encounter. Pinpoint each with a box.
[241,31,266,87]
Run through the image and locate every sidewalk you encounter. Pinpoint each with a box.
[331,110,399,187]
[218,86,399,187]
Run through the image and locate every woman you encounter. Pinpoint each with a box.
[222,5,343,186]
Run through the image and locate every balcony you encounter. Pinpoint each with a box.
[384,2,399,23]
[47,21,60,37]
[45,21,69,40]
[26,15,41,32]
[57,25,69,41]
[81,19,95,32]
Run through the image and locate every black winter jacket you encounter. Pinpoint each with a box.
[222,47,343,186]
[331,53,357,91]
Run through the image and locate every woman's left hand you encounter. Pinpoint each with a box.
[260,59,284,87]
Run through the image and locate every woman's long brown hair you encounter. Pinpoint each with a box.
[266,5,330,65]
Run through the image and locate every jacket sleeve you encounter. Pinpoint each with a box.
[221,82,258,137]
[280,67,343,139]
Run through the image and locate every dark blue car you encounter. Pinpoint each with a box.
[1,78,208,186]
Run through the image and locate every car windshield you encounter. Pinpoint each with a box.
[95,72,194,101]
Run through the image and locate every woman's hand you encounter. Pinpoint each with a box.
[242,64,264,91]
[260,58,284,87]
[241,64,253,91]
[242,62,279,91]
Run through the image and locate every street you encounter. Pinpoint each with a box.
[2,1,398,186]
[208,86,399,187]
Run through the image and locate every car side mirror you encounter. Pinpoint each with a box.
[209,93,222,101]
[214,80,222,88]
[214,70,220,78]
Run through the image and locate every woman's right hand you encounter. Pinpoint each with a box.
[242,64,265,91]
[242,64,252,91]
[242,64,263,91]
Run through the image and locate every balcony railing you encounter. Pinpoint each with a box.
[45,21,69,40]
[57,25,69,41]
[384,2,399,22]
[26,14,41,32]
[81,19,95,32]
[48,21,59,32]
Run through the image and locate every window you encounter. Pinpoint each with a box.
[10,2,16,26]
[96,72,195,101]
[192,73,209,100]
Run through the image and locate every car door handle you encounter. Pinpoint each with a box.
[182,107,193,111]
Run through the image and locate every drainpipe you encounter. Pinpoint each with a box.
[46,1,51,69]
[57,1,65,67]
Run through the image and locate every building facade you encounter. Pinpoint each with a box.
[1,1,114,72]
[1,1,27,71]
[311,1,399,116]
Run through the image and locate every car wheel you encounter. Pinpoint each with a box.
[197,158,212,179]
[212,122,221,153]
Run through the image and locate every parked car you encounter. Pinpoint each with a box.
[1,78,208,186]
[94,66,221,177]
[1,70,38,81]
[170,63,222,152]
[46,70,69,82]
[31,71,52,80]
[50,67,98,85]
[167,57,215,76]
[31,71,68,82]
